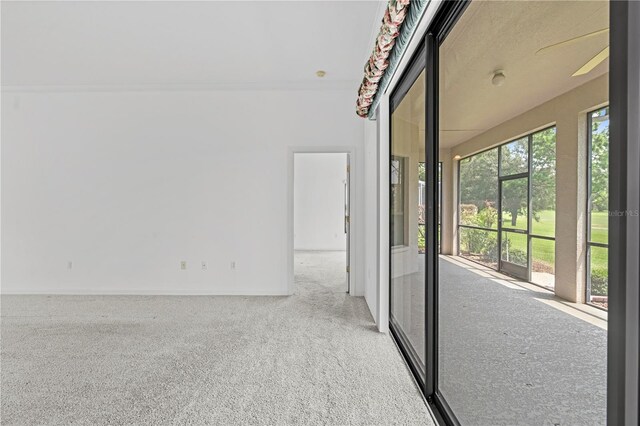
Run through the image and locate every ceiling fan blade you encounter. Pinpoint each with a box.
[572,46,610,76]
[536,28,609,55]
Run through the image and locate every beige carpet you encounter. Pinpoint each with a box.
[1,251,430,425]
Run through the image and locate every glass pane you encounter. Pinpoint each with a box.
[458,227,498,268]
[589,107,609,245]
[439,2,608,425]
[531,237,555,290]
[390,69,426,379]
[500,137,528,176]
[501,231,527,267]
[589,210,608,245]
[589,245,608,308]
[459,149,498,228]
[501,178,528,231]
[391,156,406,246]
[531,128,556,237]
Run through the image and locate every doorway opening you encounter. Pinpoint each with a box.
[293,153,350,294]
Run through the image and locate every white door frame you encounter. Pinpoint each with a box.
[287,147,357,296]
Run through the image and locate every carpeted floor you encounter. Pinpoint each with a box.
[387,254,607,425]
[0,251,431,425]
[438,256,607,426]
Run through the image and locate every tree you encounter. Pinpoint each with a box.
[502,179,527,226]
[531,128,557,221]
[459,128,557,228]
[459,149,498,217]
[590,115,609,212]
[500,139,528,226]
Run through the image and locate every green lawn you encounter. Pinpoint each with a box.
[467,209,609,271]
[588,211,609,275]
[460,208,609,296]
[589,210,609,244]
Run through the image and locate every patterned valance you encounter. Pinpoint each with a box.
[356,0,428,118]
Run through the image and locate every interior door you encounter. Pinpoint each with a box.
[499,176,529,280]
[345,154,350,293]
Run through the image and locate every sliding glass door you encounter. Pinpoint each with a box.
[389,49,427,383]
[436,0,609,424]
[386,0,637,423]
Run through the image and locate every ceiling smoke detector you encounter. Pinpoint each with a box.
[491,70,506,86]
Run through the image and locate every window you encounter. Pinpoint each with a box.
[500,137,528,176]
[587,106,609,309]
[457,127,556,288]
[458,148,499,268]
[530,127,557,288]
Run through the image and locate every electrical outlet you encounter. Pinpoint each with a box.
[201,261,207,270]
[180,261,187,270]
[230,261,236,270]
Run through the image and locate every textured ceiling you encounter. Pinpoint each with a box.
[1,1,381,90]
[394,69,425,127]
[439,0,609,148]
[394,0,609,148]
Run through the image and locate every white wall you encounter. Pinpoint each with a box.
[1,89,365,295]
[362,0,440,332]
[363,116,379,325]
[294,153,347,251]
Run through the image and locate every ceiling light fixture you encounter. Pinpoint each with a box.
[454,154,462,160]
[491,70,506,86]
[316,70,326,78]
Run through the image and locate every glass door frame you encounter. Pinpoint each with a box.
[388,40,428,389]
[497,173,530,280]
[497,135,531,281]
[586,106,610,308]
[387,0,639,424]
